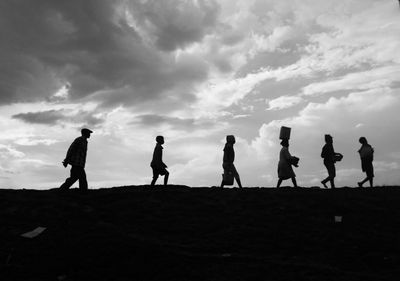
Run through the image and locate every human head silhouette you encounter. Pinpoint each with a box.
[81,128,93,139]
[359,137,368,145]
[324,134,333,144]
[156,135,164,144]
[226,135,235,144]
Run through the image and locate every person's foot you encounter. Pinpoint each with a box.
[357,182,362,188]
[58,188,68,194]
[321,181,328,188]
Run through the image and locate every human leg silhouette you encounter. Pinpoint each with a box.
[358,176,373,188]
[330,178,335,188]
[164,171,169,186]
[321,177,329,188]
[234,174,243,188]
[151,175,158,186]
[77,168,88,190]
[291,177,298,188]
[321,176,335,188]
[60,165,81,190]
[322,162,335,188]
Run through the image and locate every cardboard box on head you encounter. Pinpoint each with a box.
[279,126,291,140]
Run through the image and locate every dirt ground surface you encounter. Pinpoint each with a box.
[1,186,400,281]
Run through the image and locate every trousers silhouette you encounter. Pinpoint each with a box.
[60,165,88,190]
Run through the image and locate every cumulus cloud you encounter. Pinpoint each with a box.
[0,144,25,159]
[132,114,216,131]
[301,66,400,96]
[0,144,26,180]
[249,25,295,57]
[266,95,303,110]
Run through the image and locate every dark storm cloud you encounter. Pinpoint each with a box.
[128,0,219,51]
[0,0,219,107]
[12,110,66,125]
[12,109,105,127]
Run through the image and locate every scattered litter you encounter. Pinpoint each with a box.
[21,227,47,238]
[334,216,342,223]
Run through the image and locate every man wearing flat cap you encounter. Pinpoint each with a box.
[59,128,93,191]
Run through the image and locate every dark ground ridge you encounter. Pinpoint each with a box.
[1,186,400,281]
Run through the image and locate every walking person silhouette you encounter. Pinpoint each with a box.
[321,134,336,188]
[357,137,374,188]
[276,139,299,188]
[150,136,169,187]
[59,128,93,191]
[220,135,243,188]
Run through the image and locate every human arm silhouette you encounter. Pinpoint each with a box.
[62,138,79,167]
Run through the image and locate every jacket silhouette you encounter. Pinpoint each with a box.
[321,134,336,188]
[220,135,242,188]
[357,137,374,188]
[59,128,92,191]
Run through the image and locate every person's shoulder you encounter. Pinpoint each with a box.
[74,136,88,144]
[73,136,82,142]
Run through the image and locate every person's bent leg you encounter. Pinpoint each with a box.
[151,167,159,186]
[59,166,79,190]
[151,175,158,186]
[292,177,298,188]
[277,178,283,188]
[358,177,368,187]
[164,171,169,186]
[321,177,329,188]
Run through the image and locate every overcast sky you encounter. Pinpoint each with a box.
[1,0,399,189]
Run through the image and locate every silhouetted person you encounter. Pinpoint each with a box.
[150,136,169,186]
[321,134,336,188]
[357,137,374,188]
[59,128,93,191]
[220,135,243,188]
[276,139,298,188]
